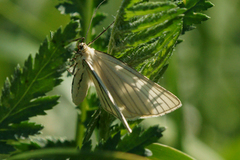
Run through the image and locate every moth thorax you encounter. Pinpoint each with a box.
[79,43,94,61]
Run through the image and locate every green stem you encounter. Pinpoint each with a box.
[81,0,93,42]
[75,0,94,148]
[75,98,88,149]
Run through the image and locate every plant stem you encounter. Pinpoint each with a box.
[75,98,88,149]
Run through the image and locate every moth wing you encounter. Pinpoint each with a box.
[71,62,90,106]
[83,60,132,133]
[92,50,182,120]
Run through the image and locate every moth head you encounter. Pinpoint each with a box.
[77,42,94,60]
[78,43,87,52]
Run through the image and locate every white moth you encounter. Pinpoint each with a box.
[71,42,182,133]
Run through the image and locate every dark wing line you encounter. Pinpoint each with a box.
[83,60,116,116]
[72,62,90,105]
[71,67,79,94]
[83,60,132,133]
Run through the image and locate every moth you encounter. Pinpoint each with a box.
[71,40,182,133]
[71,0,181,133]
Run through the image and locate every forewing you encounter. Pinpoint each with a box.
[83,60,132,133]
[92,50,182,120]
[71,62,90,106]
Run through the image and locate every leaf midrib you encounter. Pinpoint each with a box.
[0,45,60,125]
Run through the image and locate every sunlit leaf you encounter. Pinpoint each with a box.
[146,143,195,160]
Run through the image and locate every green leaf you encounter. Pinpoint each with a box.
[146,143,195,160]
[11,137,75,152]
[1,96,60,127]
[0,122,43,140]
[12,140,42,152]
[93,125,165,157]
[180,0,214,33]
[56,0,108,16]
[183,0,199,9]
[56,0,109,42]
[117,126,165,156]
[0,21,78,154]
[0,121,43,154]
[0,141,15,154]
[0,21,78,126]
[109,0,185,83]
[95,132,121,151]
[8,148,148,160]
[92,12,108,27]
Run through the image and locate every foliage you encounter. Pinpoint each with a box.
[0,20,78,154]
[0,0,213,159]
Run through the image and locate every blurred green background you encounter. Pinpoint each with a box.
[0,0,239,159]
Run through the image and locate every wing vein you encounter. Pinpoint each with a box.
[96,58,150,116]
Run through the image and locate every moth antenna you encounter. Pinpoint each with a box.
[87,20,115,46]
[85,0,106,41]
[69,37,85,43]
